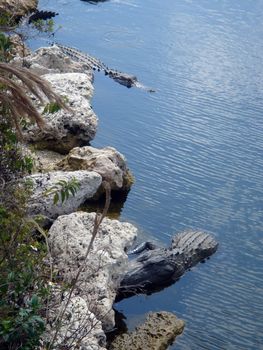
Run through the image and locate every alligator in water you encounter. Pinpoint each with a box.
[56,44,155,92]
[116,230,218,301]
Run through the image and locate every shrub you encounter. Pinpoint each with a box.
[0,31,66,349]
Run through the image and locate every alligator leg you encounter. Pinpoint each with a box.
[128,241,157,255]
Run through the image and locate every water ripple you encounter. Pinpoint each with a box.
[37,0,263,348]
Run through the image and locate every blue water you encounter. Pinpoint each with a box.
[36,1,263,348]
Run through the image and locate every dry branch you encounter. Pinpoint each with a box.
[0,62,68,137]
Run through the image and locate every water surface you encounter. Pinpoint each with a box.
[36,1,263,348]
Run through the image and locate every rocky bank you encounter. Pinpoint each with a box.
[10,39,184,349]
[0,0,37,18]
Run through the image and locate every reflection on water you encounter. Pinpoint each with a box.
[81,190,130,219]
[36,0,263,348]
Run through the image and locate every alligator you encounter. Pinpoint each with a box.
[116,230,218,301]
[1,10,155,92]
[56,44,155,92]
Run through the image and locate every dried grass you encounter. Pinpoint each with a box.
[0,62,68,137]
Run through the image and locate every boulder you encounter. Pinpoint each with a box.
[0,0,37,18]
[31,149,65,173]
[12,46,97,154]
[48,212,138,330]
[46,292,107,350]
[56,146,134,192]
[109,311,185,350]
[13,45,94,76]
[24,72,98,153]
[10,34,31,57]
[26,170,102,220]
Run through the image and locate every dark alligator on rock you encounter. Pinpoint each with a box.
[116,230,218,301]
[56,44,155,92]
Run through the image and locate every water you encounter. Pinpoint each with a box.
[35,1,263,348]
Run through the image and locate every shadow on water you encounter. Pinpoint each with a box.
[106,308,129,345]
[80,190,130,219]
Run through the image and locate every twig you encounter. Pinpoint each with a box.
[26,218,54,323]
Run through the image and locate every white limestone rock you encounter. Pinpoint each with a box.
[0,0,37,17]
[56,146,134,191]
[46,294,106,350]
[13,45,94,77]
[48,212,138,330]
[12,46,97,154]
[26,171,102,219]
[24,72,98,153]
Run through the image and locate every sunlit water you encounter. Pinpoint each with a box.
[34,1,263,348]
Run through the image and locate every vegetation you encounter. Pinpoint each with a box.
[31,18,55,34]
[45,178,81,205]
[0,32,13,61]
[43,101,62,115]
[0,109,48,349]
[0,8,113,344]
[0,179,48,349]
[0,30,65,349]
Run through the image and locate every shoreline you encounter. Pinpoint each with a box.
[0,3,185,348]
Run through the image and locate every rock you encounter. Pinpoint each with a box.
[0,0,37,18]
[48,212,137,330]
[56,146,134,192]
[31,149,65,172]
[10,34,31,58]
[23,72,98,154]
[46,292,107,350]
[109,311,185,350]
[11,46,97,154]
[13,45,94,76]
[20,144,65,173]
[26,170,102,220]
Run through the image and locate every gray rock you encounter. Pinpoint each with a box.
[48,212,137,330]
[13,45,94,76]
[12,46,98,154]
[23,72,97,154]
[109,311,185,350]
[32,149,65,173]
[46,293,107,350]
[26,170,102,219]
[0,0,37,17]
[56,146,134,191]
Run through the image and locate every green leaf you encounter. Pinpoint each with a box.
[57,180,67,186]
[53,192,59,205]
[1,320,12,332]
[61,190,65,203]
[43,101,61,114]
[30,295,39,310]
